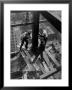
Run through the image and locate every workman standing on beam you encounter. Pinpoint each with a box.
[20,32,30,51]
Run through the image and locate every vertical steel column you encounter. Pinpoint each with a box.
[32,11,39,54]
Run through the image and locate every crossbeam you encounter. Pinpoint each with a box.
[40,11,61,33]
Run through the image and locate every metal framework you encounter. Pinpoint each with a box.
[11,11,61,79]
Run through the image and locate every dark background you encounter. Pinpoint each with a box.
[0,0,71,89]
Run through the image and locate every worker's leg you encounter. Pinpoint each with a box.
[41,52,43,59]
[25,40,28,49]
[40,51,44,63]
[20,40,24,51]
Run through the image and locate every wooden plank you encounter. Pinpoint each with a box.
[40,68,56,79]
[45,48,60,67]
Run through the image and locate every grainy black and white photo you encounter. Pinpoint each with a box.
[10,11,61,79]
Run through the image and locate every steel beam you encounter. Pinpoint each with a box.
[31,11,40,54]
[40,11,61,33]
